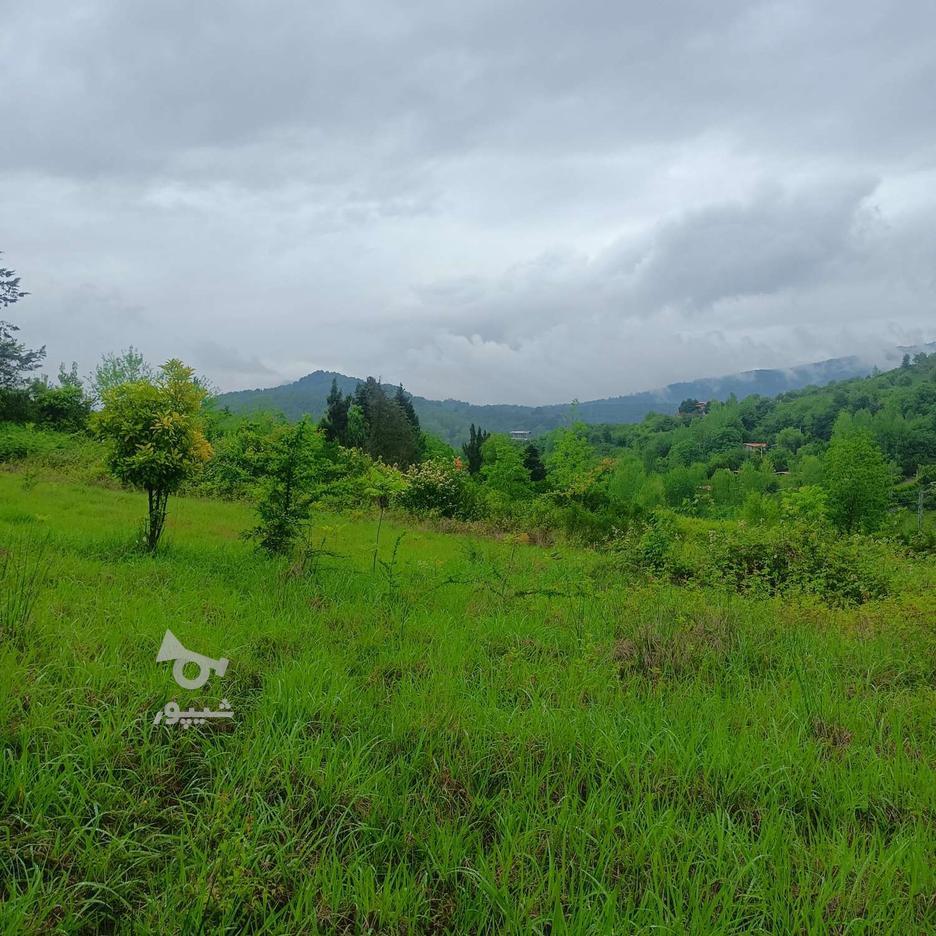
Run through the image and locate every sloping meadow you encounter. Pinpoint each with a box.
[1,474,934,933]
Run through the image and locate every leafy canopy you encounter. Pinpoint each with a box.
[93,359,212,495]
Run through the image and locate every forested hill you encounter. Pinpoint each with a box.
[216,350,912,444]
[582,349,936,479]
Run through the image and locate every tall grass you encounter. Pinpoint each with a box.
[0,473,934,933]
[0,528,50,646]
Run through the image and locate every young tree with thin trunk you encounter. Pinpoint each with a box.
[93,360,212,550]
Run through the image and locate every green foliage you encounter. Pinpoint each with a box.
[739,491,780,526]
[31,373,92,432]
[461,423,490,475]
[662,464,705,509]
[89,346,153,403]
[320,377,351,445]
[481,434,533,502]
[398,459,481,520]
[546,424,594,498]
[522,442,547,483]
[353,377,422,468]
[781,485,829,526]
[92,360,211,549]
[0,321,45,391]
[245,420,321,553]
[615,515,892,606]
[702,524,891,606]
[607,452,646,511]
[0,255,44,392]
[824,420,892,533]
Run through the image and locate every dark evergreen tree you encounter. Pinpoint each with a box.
[462,424,490,474]
[352,377,421,468]
[394,384,420,432]
[320,378,350,445]
[523,443,547,482]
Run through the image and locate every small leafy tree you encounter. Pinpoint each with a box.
[89,346,153,403]
[781,485,829,526]
[481,434,532,501]
[546,424,595,500]
[93,360,212,550]
[245,419,324,554]
[824,422,892,533]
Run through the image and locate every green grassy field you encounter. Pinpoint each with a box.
[1,471,935,933]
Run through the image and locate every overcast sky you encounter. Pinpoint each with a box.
[2,1,935,404]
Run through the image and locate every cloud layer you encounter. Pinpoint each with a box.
[2,1,935,403]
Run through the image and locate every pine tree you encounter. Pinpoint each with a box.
[394,384,420,432]
[352,377,421,468]
[321,378,350,445]
[523,443,546,482]
[462,424,489,475]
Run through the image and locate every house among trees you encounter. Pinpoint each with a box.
[743,442,769,453]
[509,429,531,441]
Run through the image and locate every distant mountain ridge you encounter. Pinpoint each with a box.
[216,347,926,445]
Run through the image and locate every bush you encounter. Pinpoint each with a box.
[0,423,107,482]
[702,523,890,605]
[611,514,891,606]
[397,460,481,520]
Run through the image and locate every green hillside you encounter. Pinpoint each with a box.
[216,352,900,445]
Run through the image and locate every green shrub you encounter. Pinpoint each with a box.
[611,514,891,606]
[0,423,107,482]
[397,459,481,520]
[703,523,890,605]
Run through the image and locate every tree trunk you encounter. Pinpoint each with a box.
[146,486,169,551]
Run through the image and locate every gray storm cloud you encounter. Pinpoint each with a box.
[1,1,934,403]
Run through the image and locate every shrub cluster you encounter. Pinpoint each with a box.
[612,512,891,606]
[397,459,482,521]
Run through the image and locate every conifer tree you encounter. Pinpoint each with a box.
[321,378,350,445]
[462,424,489,475]
[523,443,547,482]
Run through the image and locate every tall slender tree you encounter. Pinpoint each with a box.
[462,424,490,475]
[321,378,351,445]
